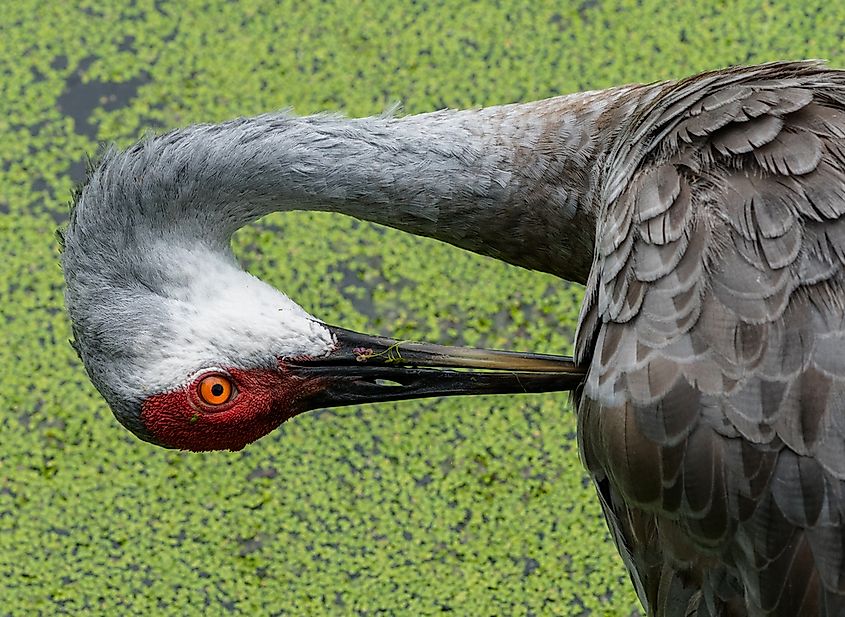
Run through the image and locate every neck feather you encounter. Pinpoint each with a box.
[86,86,649,284]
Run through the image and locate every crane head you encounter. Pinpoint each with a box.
[61,142,584,452]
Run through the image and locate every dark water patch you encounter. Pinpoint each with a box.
[328,258,382,319]
[57,56,150,140]
[118,35,136,53]
[30,67,47,84]
[15,119,50,137]
[247,466,278,481]
[23,174,72,225]
[578,0,599,18]
[238,534,269,556]
[48,207,69,227]
[328,256,418,324]
[521,556,540,577]
[31,178,50,193]
[67,158,88,185]
[51,55,68,71]
[79,5,104,18]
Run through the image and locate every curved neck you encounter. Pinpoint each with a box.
[110,86,648,284]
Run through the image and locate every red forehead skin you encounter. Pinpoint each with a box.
[141,365,323,452]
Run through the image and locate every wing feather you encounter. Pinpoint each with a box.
[577,61,845,615]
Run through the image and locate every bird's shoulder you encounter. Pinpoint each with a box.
[579,60,845,367]
[575,61,845,613]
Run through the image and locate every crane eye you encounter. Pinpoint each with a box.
[197,374,236,406]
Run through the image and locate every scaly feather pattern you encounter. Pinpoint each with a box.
[576,61,845,616]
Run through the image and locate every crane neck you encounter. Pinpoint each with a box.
[104,86,650,284]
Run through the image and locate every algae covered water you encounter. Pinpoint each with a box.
[2,1,844,614]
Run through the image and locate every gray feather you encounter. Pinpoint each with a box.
[578,61,845,615]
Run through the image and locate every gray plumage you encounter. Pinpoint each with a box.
[63,61,845,616]
[576,61,845,616]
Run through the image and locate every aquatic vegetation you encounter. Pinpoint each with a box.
[2,1,843,614]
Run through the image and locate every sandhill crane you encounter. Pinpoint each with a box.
[63,61,845,616]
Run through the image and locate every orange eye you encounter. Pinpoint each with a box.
[197,374,235,406]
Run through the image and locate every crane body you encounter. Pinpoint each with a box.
[63,61,845,615]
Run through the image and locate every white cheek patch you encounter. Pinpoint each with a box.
[133,245,334,395]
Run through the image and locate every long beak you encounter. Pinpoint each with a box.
[289,325,585,409]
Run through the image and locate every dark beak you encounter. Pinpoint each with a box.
[289,325,585,409]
